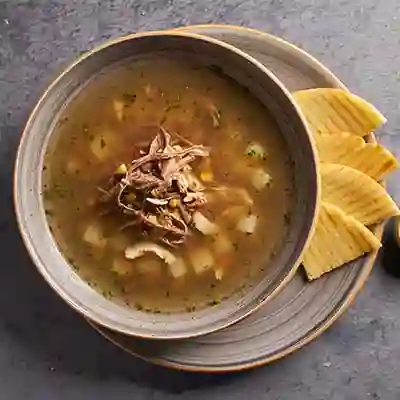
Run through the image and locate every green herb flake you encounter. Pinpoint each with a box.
[207,299,220,306]
[67,257,79,271]
[42,190,51,200]
[58,116,69,126]
[185,304,196,312]
[284,212,291,226]
[122,92,137,104]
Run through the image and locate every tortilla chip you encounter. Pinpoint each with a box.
[315,132,398,180]
[293,89,386,137]
[320,163,400,225]
[302,202,381,280]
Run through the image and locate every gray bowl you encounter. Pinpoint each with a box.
[14,31,319,340]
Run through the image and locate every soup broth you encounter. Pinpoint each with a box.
[43,55,294,313]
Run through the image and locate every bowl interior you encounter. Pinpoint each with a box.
[14,31,318,339]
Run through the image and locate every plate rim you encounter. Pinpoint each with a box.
[87,24,383,372]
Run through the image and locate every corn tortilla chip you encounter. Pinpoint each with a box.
[302,202,381,280]
[293,89,386,137]
[315,132,398,180]
[320,163,400,226]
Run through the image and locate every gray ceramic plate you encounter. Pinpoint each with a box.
[89,25,383,371]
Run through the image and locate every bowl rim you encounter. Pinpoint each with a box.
[13,29,320,339]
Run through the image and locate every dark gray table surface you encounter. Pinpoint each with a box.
[1,1,400,399]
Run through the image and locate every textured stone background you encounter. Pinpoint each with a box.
[1,1,400,399]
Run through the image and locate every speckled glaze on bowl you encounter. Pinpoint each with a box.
[14,31,319,340]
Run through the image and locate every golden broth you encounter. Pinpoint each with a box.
[42,55,294,313]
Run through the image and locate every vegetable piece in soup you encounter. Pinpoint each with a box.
[42,55,294,313]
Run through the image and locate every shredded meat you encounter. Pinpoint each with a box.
[99,126,210,247]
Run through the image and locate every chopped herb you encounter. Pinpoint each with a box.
[120,285,128,295]
[210,283,216,289]
[207,299,220,306]
[122,92,137,104]
[44,209,53,216]
[165,290,170,298]
[284,212,291,226]
[247,149,257,157]
[58,116,69,126]
[135,302,144,311]
[52,183,69,198]
[164,103,181,114]
[101,290,113,299]
[100,138,106,149]
[67,257,79,271]
[185,304,196,312]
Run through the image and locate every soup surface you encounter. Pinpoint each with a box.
[43,55,294,313]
